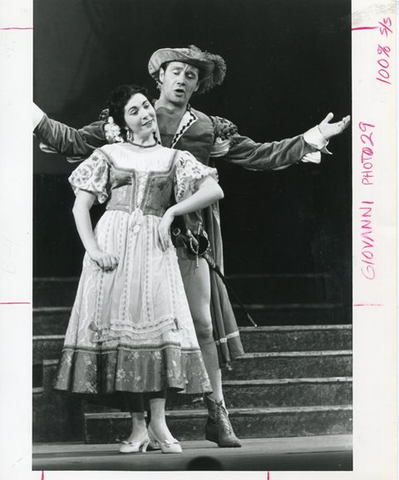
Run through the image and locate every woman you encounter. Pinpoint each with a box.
[53,84,223,454]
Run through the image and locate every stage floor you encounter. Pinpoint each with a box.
[33,434,352,471]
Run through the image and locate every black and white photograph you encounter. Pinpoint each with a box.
[31,0,352,472]
[0,0,396,478]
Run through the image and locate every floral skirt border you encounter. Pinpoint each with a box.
[54,343,212,395]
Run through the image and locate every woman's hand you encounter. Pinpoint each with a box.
[88,249,119,271]
[158,208,175,251]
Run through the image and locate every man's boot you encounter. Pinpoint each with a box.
[204,395,242,447]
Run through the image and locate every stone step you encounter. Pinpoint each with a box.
[33,360,352,443]
[33,391,85,443]
[32,325,352,364]
[33,334,65,362]
[226,273,332,304]
[83,377,352,413]
[33,363,43,389]
[234,303,348,326]
[33,277,78,308]
[34,347,352,390]
[239,325,352,352]
[166,377,352,410]
[41,359,59,392]
[36,359,352,403]
[33,276,351,326]
[33,360,85,443]
[33,305,349,336]
[34,348,351,393]
[33,307,70,335]
[84,406,352,444]
[33,274,334,308]
[223,351,352,380]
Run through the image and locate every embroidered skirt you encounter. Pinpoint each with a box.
[54,209,211,396]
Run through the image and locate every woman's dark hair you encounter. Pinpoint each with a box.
[107,84,150,139]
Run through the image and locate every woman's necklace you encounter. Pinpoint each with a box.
[127,140,158,149]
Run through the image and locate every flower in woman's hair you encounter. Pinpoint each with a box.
[104,116,123,144]
[98,108,110,121]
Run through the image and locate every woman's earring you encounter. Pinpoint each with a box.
[126,129,133,142]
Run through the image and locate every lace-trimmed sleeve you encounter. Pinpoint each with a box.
[174,151,219,202]
[210,115,239,158]
[68,149,110,204]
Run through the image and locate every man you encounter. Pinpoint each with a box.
[33,45,350,448]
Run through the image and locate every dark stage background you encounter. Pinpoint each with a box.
[33,0,352,318]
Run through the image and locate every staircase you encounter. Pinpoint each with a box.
[33,276,352,444]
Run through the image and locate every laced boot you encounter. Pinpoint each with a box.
[204,395,242,447]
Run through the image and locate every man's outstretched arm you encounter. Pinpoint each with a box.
[33,103,107,161]
[211,112,350,171]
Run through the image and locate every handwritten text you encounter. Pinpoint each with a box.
[360,201,375,280]
[359,122,375,186]
[376,17,393,85]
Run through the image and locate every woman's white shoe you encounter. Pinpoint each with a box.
[119,431,151,454]
[148,425,182,454]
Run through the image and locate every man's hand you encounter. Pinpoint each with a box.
[318,112,350,141]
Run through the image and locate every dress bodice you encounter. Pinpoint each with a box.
[69,142,218,231]
[100,145,178,217]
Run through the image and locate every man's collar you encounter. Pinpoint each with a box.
[154,104,198,147]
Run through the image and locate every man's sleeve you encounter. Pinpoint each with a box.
[34,114,107,161]
[210,116,329,171]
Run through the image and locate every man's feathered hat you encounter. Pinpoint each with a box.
[148,45,226,94]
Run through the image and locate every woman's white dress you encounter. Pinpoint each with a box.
[54,143,214,396]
